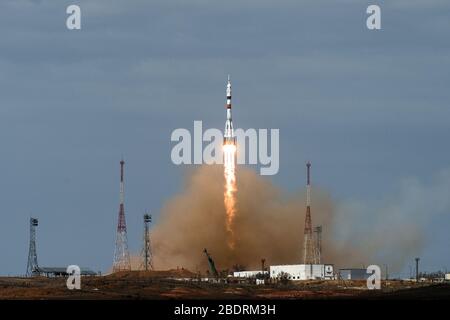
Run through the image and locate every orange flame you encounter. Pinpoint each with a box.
[223,143,237,249]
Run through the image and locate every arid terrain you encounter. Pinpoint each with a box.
[0,271,449,300]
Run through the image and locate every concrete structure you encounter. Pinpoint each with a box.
[339,268,369,280]
[270,264,334,280]
[233,270,268,278]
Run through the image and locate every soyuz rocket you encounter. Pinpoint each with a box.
[224,75,236,145]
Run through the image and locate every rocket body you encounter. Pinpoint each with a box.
[224,75,236,145]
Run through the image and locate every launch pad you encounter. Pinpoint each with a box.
[0,271,447,299]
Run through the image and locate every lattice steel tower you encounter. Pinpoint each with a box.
[141,213,154,271]
[113,159,131,272]
[302,162,316,264]
[26,217,39,276]
[314,225,322,264]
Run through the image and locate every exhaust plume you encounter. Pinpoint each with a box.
[223,144,237,249]
[148,165,446,274]
[151,165,334,273]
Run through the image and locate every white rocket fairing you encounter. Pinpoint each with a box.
[224,75,236,144]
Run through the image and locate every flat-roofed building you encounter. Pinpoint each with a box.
[270,264,334,280]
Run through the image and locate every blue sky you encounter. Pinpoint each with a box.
[0,0,449,276]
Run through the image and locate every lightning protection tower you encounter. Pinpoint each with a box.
[26,217,39,276]
[113,159,131,272]
[141,213,154,271]
[302,162,316,265]
[314,225,322,264]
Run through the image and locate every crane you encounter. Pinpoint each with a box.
[203,248,219,278]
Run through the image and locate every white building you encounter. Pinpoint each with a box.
[270,264,334,280]
[233,270,268,278]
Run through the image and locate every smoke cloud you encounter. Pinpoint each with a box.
[145,166,450,274]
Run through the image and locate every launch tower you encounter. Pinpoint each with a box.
[26,217,39,276]
[113,159,131,272]
[302,162,316,264]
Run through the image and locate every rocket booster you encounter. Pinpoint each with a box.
[224,75,236,145]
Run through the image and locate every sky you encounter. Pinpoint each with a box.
[0,0,449,276]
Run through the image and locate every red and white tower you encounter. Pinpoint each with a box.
[302,161,316,264]
[113,159,131,272]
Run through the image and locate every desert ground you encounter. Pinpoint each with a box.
[1,270,449,300]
